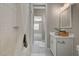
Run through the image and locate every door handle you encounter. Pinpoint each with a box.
[23,34,28,48]
[13,26,19,29]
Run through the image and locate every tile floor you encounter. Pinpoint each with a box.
[31,41,53,56]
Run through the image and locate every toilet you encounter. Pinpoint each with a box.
[76,45,79,56]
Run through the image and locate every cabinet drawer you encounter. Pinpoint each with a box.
[56,39,73,56]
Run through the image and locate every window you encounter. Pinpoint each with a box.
[34,24,39,30]
[34,16,42,21]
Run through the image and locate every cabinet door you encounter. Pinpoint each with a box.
[50,36,56,56]
[50,36,53,51]
[57,39,73,56]
[52,37,56,56]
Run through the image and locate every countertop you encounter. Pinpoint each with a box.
[50,32,74,39]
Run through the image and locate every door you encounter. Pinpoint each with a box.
[0,4,17,55]
[34,16,43,41]
[31,4,47,55]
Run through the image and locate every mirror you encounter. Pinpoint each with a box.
[59,5,72,29]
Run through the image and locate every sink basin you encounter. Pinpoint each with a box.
[55,31,69,36]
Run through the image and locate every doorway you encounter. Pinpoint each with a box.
[31,4,52,56]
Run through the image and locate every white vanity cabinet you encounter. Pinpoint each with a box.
[50,32,74,56]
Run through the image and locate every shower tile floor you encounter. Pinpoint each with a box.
[31,41,53,56]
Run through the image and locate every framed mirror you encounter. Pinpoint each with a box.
[59,5,72,29]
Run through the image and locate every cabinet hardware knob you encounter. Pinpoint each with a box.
[57,41,65,44]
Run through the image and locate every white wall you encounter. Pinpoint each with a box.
[71,4,79,55]
[47,3,63,48]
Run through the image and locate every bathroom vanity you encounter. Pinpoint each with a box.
[50,32,74,56]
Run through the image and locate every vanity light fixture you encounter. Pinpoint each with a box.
[57,3,71,14]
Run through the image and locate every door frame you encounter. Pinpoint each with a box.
[30,3,48,50]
